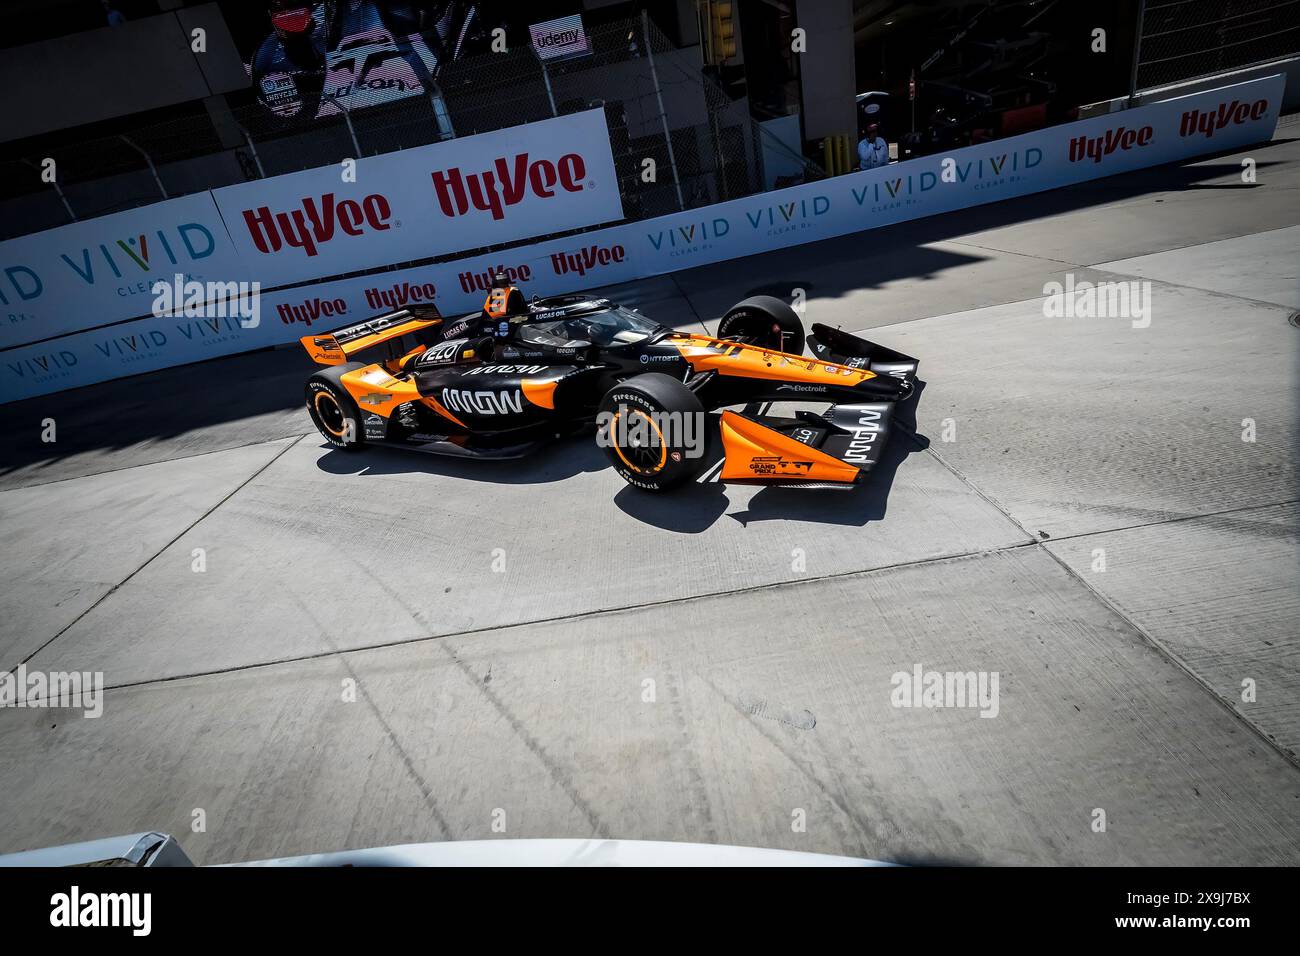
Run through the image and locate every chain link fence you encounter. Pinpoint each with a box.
[0,14,816,241]
[1134,0,1300,91]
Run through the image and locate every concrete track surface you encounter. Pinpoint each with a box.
[1,129,1297,866]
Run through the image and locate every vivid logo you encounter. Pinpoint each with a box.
[2,223,218,307]
[432,152,586,222]
[1068,126,1153,164]
[852,170,940,205]
[241,193,392,257]
[1179,99,1268,139]
[646,218,729,252]
[746,196,830,228]
[5,349,78,379]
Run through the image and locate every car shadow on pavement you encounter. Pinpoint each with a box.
[313,429,611,484]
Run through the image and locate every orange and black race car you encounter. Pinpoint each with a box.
[301,278,919,492]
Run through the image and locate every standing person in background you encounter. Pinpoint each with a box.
[858,122,889,170]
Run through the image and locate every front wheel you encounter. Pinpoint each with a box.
[717,295,805,355]
[598,373,706,492]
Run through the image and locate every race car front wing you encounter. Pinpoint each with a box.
[718,324,919,487]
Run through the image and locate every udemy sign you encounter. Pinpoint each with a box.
[530,15,591,62]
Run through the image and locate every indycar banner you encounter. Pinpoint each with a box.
[0,192,249,351]
[209,108,624,288]
[0,75,1283,403]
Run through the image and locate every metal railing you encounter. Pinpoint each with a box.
[1133,0,1300,92]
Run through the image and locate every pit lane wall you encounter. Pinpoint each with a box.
[0,75,1283,405]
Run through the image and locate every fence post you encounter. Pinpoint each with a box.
[540,58,559,117]
[338,99,362,158]
[240,128,266,179]
[643,9,685,211]
[119,135,168,200]
[1128,0,1147,105]
[21,159,77,223]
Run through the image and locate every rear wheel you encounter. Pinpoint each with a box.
[598,373,705,492]
[717,295,805,355]
[306,362,365,451]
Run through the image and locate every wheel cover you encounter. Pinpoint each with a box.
[314,391,347,438]
[610,409,668,475]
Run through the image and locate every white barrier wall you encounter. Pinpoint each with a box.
[0,191,248,349]
[0,75,1283,405]
[0,109,623,350]
[209,109,625,287]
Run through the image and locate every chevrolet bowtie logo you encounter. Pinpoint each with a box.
[359,392,392,406]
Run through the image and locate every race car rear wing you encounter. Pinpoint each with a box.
[300,307,442,366]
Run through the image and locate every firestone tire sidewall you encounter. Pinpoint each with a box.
[306,377,364,451]
[598,377,702,492]
[718,295,805,355]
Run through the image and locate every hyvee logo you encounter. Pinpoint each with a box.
[364,280,437,311]
[550,243,625,277]
[242,193,392,257]
[1180,98,1268,139]
[432,152,587,222]
[277,296,347,326]
[458,263,533,293]
[1068,125,1153,163]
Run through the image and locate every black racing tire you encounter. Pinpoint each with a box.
[717,295,805,355]
[598,373,706,492]
[305,362,366,451]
